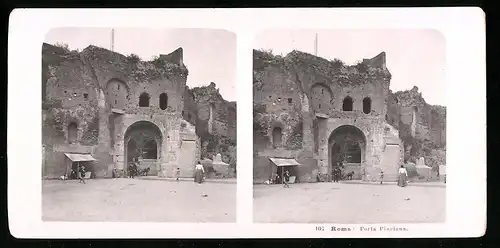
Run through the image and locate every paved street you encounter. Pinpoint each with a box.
[42,178,236,222]
[253,181,446,224]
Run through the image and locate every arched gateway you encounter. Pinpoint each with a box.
[124,121,163,176]
[328,125,366,180]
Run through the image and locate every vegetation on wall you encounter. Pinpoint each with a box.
[285,121,303,150]
[253,49,285,70]
[401,132,446,172]
[81,116,99,145]
[149,55,189,77]
[126,53,141,64]
[330,58,345,69]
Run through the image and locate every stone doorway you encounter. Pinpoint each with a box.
[327,125,366,181]
[124,121,162,176]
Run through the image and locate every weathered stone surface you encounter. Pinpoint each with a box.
[416,164,432,179]
[417,157,425,165]
[212,153,231,176]
[42,43,235,179]
[392,86,446,172]
[253,49,445,183]
[159,47,183,66]
[187,82,237,176]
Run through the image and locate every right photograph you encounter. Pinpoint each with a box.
[253,29,447,224]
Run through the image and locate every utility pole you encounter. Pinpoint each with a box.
[111,28,115,52]
[314,33,318,56]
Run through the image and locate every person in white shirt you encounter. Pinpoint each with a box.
[194,161,205,184]
[397,165,408,187]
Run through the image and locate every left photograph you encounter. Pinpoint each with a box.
[42,28,237,222]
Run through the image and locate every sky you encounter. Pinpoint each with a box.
[45,28,237,101]
[254,29,446,106]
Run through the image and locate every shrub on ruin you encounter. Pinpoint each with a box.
[150,55,166,68]
[354,61,369,74]
[257,48,284,65]
[330,58,345,69]
[127,53,141,64]
[55,42,70,53]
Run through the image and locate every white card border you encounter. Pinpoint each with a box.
[7,7,486,238]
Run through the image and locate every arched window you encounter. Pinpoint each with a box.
[159,93,168,110]
[68,122,78,144]
[342,96,353,111]
[363,97,372,114]
[139,92,150,107]
[272,127,282,148]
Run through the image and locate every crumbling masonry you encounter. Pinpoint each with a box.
[42,43,236,179]
[253,50,446,183]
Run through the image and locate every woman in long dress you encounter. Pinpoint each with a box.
[397,165,408,187]
[194,161,205,184]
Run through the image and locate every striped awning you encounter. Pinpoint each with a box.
[269,158,301,167]
[64,153,96,162]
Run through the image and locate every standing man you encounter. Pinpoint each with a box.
[78,163,86,184]
[128,158,136,178]
[194,161,205,184]
[283,170,290,188]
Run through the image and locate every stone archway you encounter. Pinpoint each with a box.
[327,125,366,180]
[124,121,163,176]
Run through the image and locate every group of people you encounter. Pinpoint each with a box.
[272,170,291,188]
[70,163,86,184]
[73,160,418,188]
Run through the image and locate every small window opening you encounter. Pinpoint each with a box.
[159,93,168,110]
[182,110,185,116]
[321,89,324,94]
[342,96,353,111]
[363,97,372,114]
[115,100,117,104]
[287,98,292,104]
[117,84,120,90]
[83,93,88,99]
[319,104,322,109]
[139,92,150,107]
[64,90,67,94]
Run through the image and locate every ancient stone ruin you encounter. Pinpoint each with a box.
[42,43,236,179]
[253,49,446,183]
